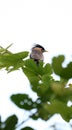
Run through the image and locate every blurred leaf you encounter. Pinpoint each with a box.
[11,94,37,110]
[22,59,53,92]
[61,62,72,79]
[23,59,52,77]
[23,59,44,77]
[50,80,72,104]
[21,127,34,130]
[0,44,12,55]
[22,59,42,91]
[0,115,18,130]
[52,55,72,79]
[0,51,29,65]
[0,51,29,71]
[42,74,53,85]
[30,112,39,120]
[22,67,39,91]
[51,81,72,97]
[43,100,72,122]
[52,55,64,75]
[38,105,51,120]
[43,63,53,75]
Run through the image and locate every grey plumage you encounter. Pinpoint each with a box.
[30,48,44,61]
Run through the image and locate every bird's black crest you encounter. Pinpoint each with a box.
[34,44,45,51]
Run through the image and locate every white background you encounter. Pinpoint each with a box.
[0,0,72,130]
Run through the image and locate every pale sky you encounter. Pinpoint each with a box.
[0,0,72,130]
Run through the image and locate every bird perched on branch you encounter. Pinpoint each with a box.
[30,44,48,64]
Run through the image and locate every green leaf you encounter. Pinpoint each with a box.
[36,103,51,120]
[0,115,18,130]
[23,59,45,76]
[0,51,28,64]
[11,94,37,110]
[61,62,72,79]
[22,59,43,91]
[30,113,39,120]
[44,100,72,122]
[22,66,39,90]
[21,127,34,130]
[51,81,72,102]
[52,55,64,75]
[42,74,53,85]
[0,51,29,71]
[43,63,53,75]
[52,55,72,79]
[22,59,53,93]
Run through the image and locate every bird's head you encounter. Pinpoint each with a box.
[32,44,48,53]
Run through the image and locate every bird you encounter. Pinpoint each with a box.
[30,44,48,64]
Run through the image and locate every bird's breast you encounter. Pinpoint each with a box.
[30,50,44,61]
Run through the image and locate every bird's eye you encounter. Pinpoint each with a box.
[41,48,44,52]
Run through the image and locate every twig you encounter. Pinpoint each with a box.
[5,43,13,50]
[15,117,29,129]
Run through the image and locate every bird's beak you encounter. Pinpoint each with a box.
[44,50,48,52]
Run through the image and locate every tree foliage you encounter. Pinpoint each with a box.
[0,45,72,130]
